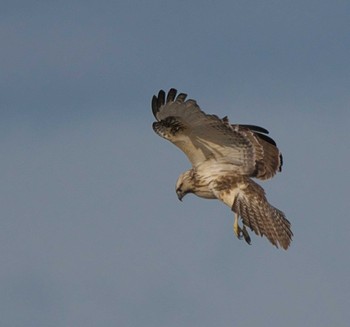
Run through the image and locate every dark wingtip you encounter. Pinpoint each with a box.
[157,90,165,110]
[151,95,158,118]
[176,92,187,102]
[240,124,270,134]
[233,124,278,146]
[152,88,180,119]
[167,88,177,102]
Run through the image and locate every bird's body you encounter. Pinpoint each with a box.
[152,88,293,249]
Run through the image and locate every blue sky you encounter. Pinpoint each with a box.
[1,1,350,326]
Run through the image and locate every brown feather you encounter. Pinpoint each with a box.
[213,176,292,249]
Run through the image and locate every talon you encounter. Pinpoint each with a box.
[233,213,251,245]
[235,226,243,239]
[233,213,242,239]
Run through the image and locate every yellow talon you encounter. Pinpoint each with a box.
[233,213,242,239]
[233,213,251,245]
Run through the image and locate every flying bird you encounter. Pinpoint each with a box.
[152,88,293,249]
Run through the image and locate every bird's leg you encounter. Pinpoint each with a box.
[233,213,251,245]
[233,212,243,239]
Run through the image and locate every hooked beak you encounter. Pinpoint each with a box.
[176,191,184,202]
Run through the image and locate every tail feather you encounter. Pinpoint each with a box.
[232,178,293,249]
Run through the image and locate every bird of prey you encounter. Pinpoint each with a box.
[152,88,293,249]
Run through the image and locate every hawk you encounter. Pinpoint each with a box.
[152,88,293,249]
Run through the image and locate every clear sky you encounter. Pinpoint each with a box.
[1,1,350,326]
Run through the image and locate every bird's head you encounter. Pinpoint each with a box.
[175,170,194,201]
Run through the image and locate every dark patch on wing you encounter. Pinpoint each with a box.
[154,117,184,135]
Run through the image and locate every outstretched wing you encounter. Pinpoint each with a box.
[212,175,293,249]
[152,88,282,180]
